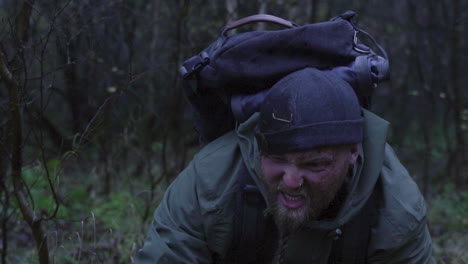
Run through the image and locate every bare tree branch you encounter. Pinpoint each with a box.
[0,1,51,263]
[1,48,50,264]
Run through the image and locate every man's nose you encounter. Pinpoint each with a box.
[282,165,303,189]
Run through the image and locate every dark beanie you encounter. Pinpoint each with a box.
[256,68,364,154]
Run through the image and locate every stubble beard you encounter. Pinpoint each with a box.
[265,166,348,233]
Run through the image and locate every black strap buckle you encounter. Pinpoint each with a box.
[179,51,210,79]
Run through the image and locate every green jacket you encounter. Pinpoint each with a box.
[135,110,435,264]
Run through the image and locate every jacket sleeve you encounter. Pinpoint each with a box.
[369,219,436,264]
[368,145,436,264]
[134,163,213,264]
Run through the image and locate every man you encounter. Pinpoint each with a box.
[135,68,435,263]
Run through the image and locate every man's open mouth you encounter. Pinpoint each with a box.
[279,191,306,209]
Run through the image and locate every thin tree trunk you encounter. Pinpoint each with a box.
[0,96,9,264]
[167,0,190,179]
[1,51,50,264]
[407,0,435,197]
[448,0,465,185]
[309,0,319,23]
[0,1,49,263]
[226,0,238,23]
[257,0,267,30]
[1,182,9,264]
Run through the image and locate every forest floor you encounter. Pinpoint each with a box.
[3,167,468,264]
[427,184,468,264]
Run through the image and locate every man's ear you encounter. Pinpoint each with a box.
[348,144,359,165]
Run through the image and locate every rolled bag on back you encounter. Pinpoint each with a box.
[179,10,389,143]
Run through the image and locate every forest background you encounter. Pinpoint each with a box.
[0,0,466,263]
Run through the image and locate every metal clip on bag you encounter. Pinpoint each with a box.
[180,10,389,143]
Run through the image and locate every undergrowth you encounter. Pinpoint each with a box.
[5,159,164,264]
[428,184,468,264]
[5,161,468,263]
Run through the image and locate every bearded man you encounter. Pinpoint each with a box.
[135,68,435,264]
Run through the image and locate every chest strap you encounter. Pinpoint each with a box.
[328,185,378,264]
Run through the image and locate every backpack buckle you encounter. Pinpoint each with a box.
[179,51,210,79]
[353,31,371,53]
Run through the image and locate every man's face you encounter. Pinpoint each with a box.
[260,145,359,231]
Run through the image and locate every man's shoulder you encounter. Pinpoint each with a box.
[186,130,242,204]
[372,144,427,248]
[192,131,242,184]
[189,131,241,255]
[380,144,426,218]
[193,130,239,164]
[167,130,241,204]
[367,144,434,262]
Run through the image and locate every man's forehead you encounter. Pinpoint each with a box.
[281,146,339,160]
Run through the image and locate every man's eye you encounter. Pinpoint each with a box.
[304,161,331,170]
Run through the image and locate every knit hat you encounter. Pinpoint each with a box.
[256,68,364,154]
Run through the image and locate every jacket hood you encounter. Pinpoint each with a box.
[236,109,389,231]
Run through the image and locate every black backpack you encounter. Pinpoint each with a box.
[180,10,389,144]
[179,11,386,263]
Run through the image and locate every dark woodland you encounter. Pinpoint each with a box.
[0,0,466,263]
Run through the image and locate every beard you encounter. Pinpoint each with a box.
[264,166,349,232]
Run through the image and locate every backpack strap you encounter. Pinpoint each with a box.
[222,14,297,36]
[328,186,379,264]
[354,55,374,108]
[229,161,276,263]
[230,161,264,263]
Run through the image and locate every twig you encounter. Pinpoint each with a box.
[77,95,114,148]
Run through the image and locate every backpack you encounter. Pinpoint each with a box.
[179,11,387,263]
[180,10,389,144]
